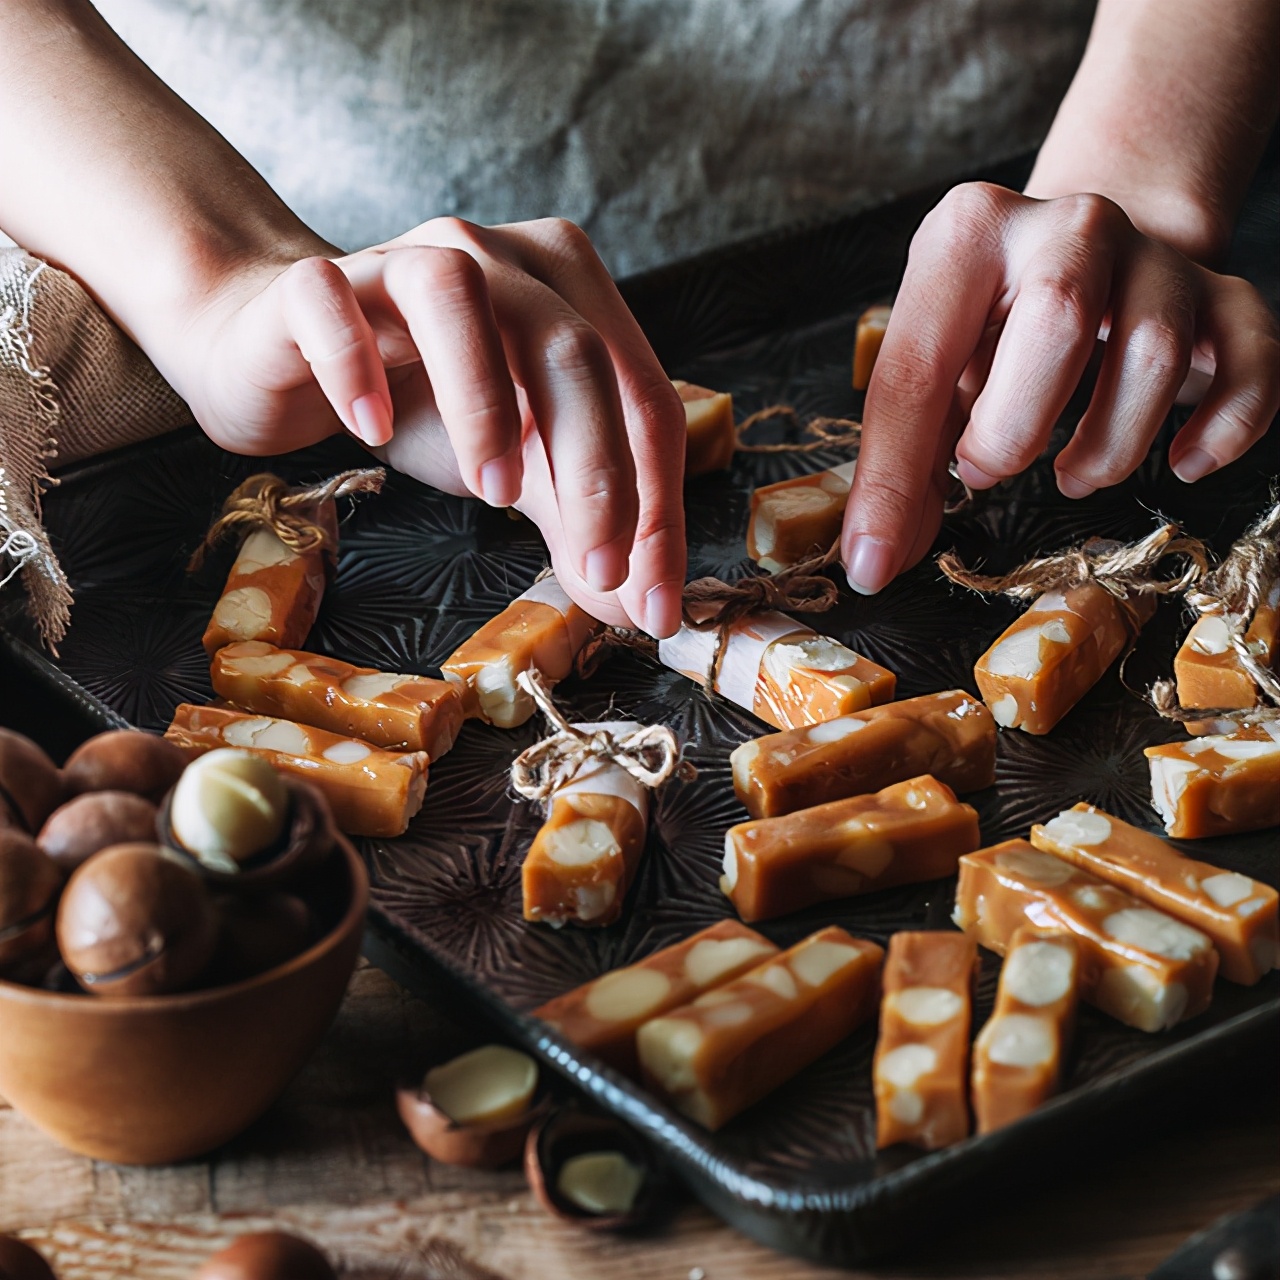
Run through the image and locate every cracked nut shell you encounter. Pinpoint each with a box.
[0,729,63,835]
[61,730,187,803]
[0,1235,57,1280]
[0,830,64,975]
[192,1231,336,1280]
[38,791,159,875]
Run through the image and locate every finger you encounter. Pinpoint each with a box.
[1168,274,1280,481]
[955,194,1117,488]
[274,256,394,447]
[843,182,1010,594]
[377,246,523,506]
[1054,242,1198,496]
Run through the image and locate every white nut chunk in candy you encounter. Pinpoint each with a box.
[556,1151,645,1216]
[533,920,778,1077]
[1031,803,1279,985]
[169,748,288,873]
[424,1045,538,1127]
[746,461,856,571]
[1174,588,1280,714]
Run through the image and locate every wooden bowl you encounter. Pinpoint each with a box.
[0,838,366,1164]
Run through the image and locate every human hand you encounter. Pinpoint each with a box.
[175,217,687,636]
[842,183,1280,594]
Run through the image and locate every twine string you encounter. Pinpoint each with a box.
[734,404,863,454]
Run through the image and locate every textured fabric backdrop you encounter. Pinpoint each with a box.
[93,0,1096,275]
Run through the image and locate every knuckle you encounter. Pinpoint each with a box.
[1023,274,1095,338]
[1055,191,1125,241]
[421,215,487,252]
[1126,318,1190,382]
[283,256,347,307]
[543,322,608,377]
[533,216,593,257]
[870,351,941,405]
[924,182,1010,245]
[395,244,482,296]
[630,375,685,440]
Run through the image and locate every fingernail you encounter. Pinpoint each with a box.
[584,543,628,593]
[954,458,1001,489]
[352,393,392,446]
[643,582,682,638]
[845,535,895,596]
[1056,469,1096,499]
[1172,446,1217,484]
[479,458,520,507]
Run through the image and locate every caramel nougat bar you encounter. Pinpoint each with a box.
[533,920,779,1075]
[165,704,428,837]
[636,926,882,1130]
[974,583,1156,734]
[442,576,602,728]
[873,931,977,1150]
[955,840,1218,1032]
[211,641,463,758]
[972,927,1080,1134]
[1174,585,1280,721]
[852,304,891,391]
[731,689,996,819]
[659,610,894,731]
[522,723,651,928]
[1145,725,1280,839]
[202,499,337,658]
[1031,804,1278,984]
[746,461,856,573]
[673,380,736,477]
[722,775,980,922]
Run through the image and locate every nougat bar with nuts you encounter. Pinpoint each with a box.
[659,610,894,732]
[533,920,779,1075]
[722,775,980,922]
[673,380,736,477]
[1145,725,1280,839]
[1031,803,1278,983]
[730,689,995,819]
[636,926,883,1129]
[165,703,428,837]
[442,576,602,728]
[974,583,1156,734]
[1174,584,1280,720]
[873,931,977,1150]
[202,500,337,659]
[746,461,856,573]
[211,641,463,758]
[954,840,1218,1032]
[972,927,1080,1134]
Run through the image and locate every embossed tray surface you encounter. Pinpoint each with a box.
[4,155,1279,1265]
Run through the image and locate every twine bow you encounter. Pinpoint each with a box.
[187,467,385,571]
[509,668,693,802]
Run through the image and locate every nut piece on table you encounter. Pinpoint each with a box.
[56,842,218,997]
[533,919,779,1076]
[730,688,996,819]
[873,930,977,1151]
[972,927,1080,1135]
[0,1235,57,1280]
[746,460,855,572]
[211,640,464,758]
[1144,725,1280,840]
[38,791,159,875]
[0,728,63,834]
[852,304,892,391]
[1173,586,1280,723]
[0,831,64,976]
[192,1231,336,1280]
[61,729,187,803]
[672,379,736,477]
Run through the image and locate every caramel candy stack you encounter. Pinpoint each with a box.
[731,689,996,819]
[722,775,980,922]
[955,840,1218,1032]
[972,928,1080,1134]
[873,931,977,1150]
[974,584,1156,734]
[659,611,894,731]
[637,927,883,1129]
[852,304,891,391]
[674,380,736,477]
[442,576,602,728]
[746,461,856,573]
[202,499,337,658]
[1031,804,1278,984]
[1145,726,1280,839]
[1173,585,1280,725]
[212,641,463,758]
[533,921,779,1074]
[165,703,428,837]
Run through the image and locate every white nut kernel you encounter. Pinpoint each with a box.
[544,819,621,868]
[788,940,862,988]
[1200,871,1255,909]
[878,1042,937,1089]
[584,968,672,1023]
[888,1088,924,1125]
[991,693,1020,727]
[1002,941,1074,1007]
[1103,907,1210,960]
[322,739,373,765]
[170,747,288,871]
[751,964,798,1001]
[234,528,299,573]
[557,1151,644,1216]
[683,936,774,988]
[211,587,274,640]
[890,986,964,1027]
[424,1044,537,1126]
[807,716,867,744]
[982,1013,1055,1068]
[1041,808,1112,848]
[995,847,1076,887]
[343,672,413,700]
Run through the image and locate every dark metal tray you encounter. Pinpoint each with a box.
[3,155,1278,1266]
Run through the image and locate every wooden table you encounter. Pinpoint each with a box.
[3,961,1277,1280]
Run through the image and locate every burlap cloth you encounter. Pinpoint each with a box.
[0,248,188,650]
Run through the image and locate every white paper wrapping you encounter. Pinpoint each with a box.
[518,574,574,618]
[659,612,807,712]
[555,721,648,821]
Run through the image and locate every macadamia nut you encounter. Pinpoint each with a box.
[170,749,289,873]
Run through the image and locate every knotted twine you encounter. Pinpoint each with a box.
[509,667,693,804]
[1149,495,1280,724]
[187,468,385,571]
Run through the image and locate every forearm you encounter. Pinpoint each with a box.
[1026,0,1279,265]
[0,0,329,389]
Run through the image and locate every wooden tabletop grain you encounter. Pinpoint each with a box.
[2,961,1276,1280]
